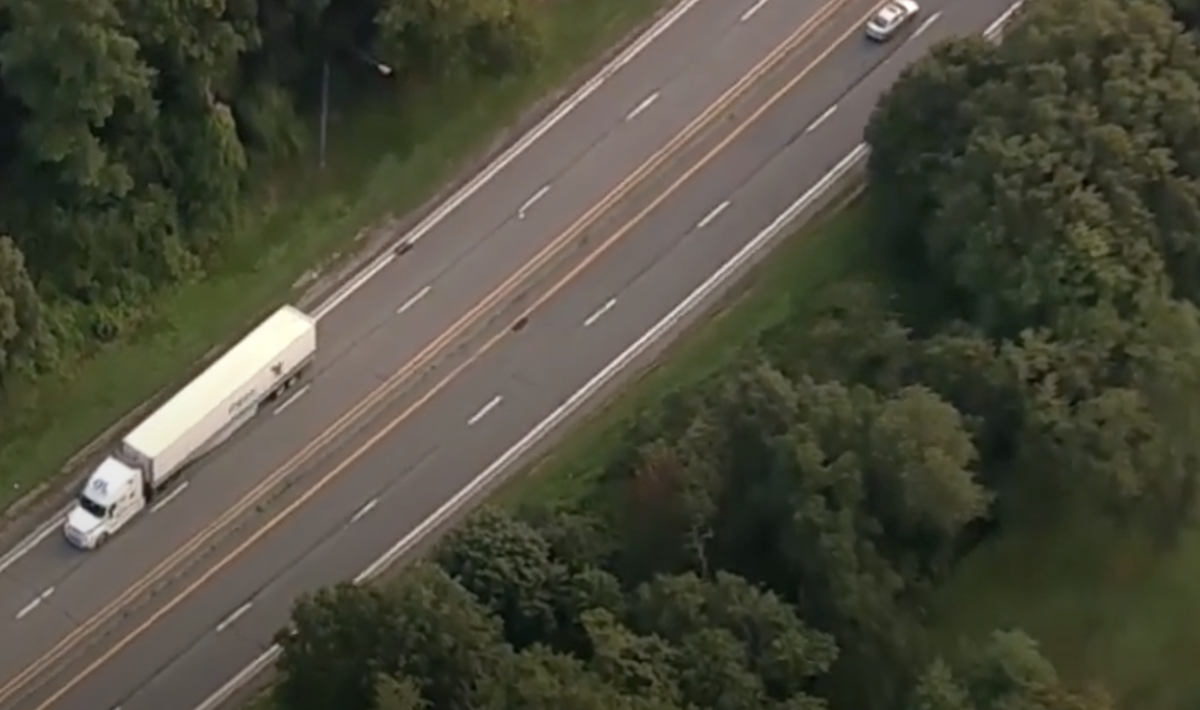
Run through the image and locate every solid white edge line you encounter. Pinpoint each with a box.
[193,2,1027,706]
[984,0,1024,39]
[0,513,66,575]
[312,253,396,320]
[1,0,707,575]
[310,0,705,321]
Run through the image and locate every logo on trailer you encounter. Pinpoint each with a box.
[90,478,109,497]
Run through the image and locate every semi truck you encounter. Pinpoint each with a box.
[63,305,317,550]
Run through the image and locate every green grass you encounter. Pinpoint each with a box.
[0,0,669,514]
[241,689,274,710]
[507,188,876,508]
[933,515,1200,710]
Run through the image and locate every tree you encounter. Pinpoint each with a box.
[0,0,172,306]
[274,566,513,710]
[867,0,1200,334]
[595,362,984,707]
[701,366,986,599]
[1003,298,1200,534]
[910,326,1019,481]
[615,408,726,580]
[0,0,547,395]
[437,507,567,648]
[912,630,1116,710]
[519,502,619,569]
[701,368,984,706]
[274,583,402,710]
[0,235,43,380]
[864,385,990,558]
[865,36,1006,266]
[862,0,1200,538]
[490,645,686,710]
[580,607,683,705]
[374,0,541,80]
[372,675,427,710]
[386,563,513,710]
[630,572,836,710]
[764,280,914,390]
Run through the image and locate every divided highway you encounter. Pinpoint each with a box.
[0,0,1018,708]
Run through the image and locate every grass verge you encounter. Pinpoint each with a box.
[0,0,669,514]
[933,512,1200,710]
[242,691,274,710]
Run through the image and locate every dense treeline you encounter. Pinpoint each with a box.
[271,0,1198,708]
[0,0,540,387]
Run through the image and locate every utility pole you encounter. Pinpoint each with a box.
[318,57,330,170]
[317,52,392,171]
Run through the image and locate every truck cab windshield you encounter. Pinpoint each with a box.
[77,494,108,519]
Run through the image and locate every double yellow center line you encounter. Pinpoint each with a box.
[4,0,885,706]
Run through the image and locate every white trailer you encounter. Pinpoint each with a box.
[63,306,317,549]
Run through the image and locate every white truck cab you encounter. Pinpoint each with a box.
[61,305,317,551]
[64,457,148,549]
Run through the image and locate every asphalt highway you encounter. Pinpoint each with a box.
[0,0,1017,707]
[0,0,842,695]
[0,0,809,626]
[0,0,798,672]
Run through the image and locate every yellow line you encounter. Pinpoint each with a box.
[0,1,859,705]
[24,3,886,707]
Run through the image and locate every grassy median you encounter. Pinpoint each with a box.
[0,0,670,514]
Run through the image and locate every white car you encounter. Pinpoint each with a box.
[865,0,920,41]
